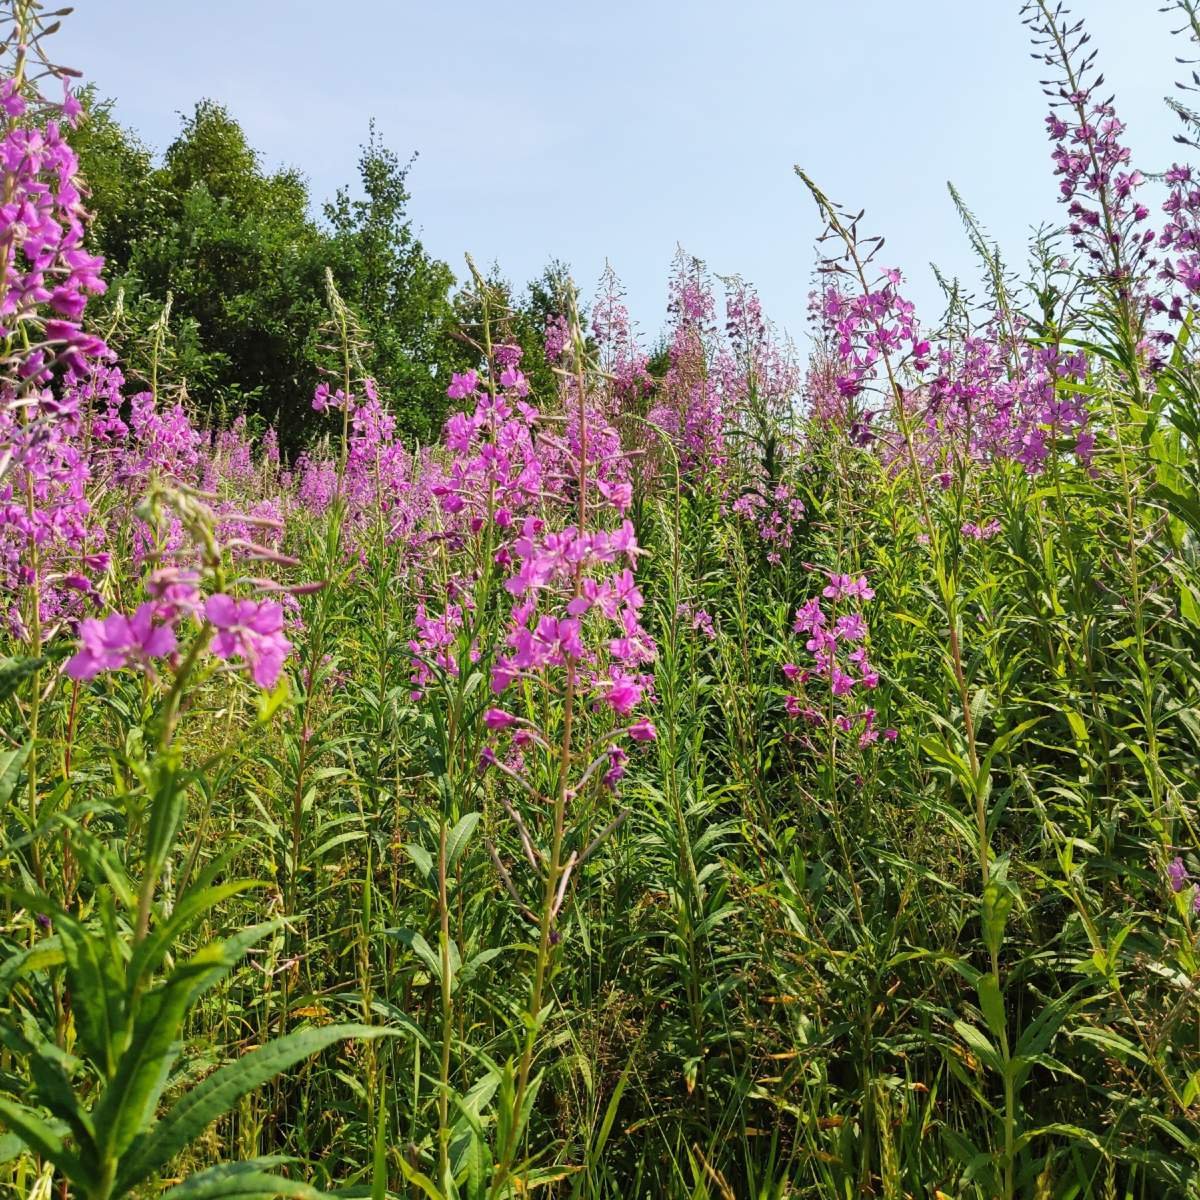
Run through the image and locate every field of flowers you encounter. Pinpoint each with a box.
[5,1,1200,1197]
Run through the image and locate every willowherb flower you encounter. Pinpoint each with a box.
[718,277,801,436]
[677,600,717,641]
[1025,2,1158,323]
[205,593,291,689]
[646,251,726,480]
[146,566,202,621]
[65,602,176,681]
[962,518,1002,541]
[485,707,518,730]
[783,568,894,747]
[627,718,657,742]
[592,265,653,411]
[1168,855,1190,894]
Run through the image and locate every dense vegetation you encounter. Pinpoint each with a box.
[5,2,1200,1198]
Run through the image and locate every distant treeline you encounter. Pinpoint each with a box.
[74,92,575,450]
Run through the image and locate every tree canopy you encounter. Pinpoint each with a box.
[73,94,561,450]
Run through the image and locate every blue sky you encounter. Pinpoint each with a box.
[58,1,1181,347]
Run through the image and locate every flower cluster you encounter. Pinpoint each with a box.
[429,335,662,796]
[676,600,716,642]
[437,361,542,531]
[1045,101,1152,290]
[783,570,896,747]
[67,576,291,691]
[717,279,801,424]
[592,266,653,410]
[1159,165,1200,315]
[0,74,108,362]
[962,518,1002,541]
[491,517,654,714]
[648,253,726,479]
[732,481,806,565]
[819,270,930,412]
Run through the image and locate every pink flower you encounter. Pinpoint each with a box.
[66,604,177,681]
[835,613,867,643]
[205,594,291,689]
[1169,856,1189,894]
[603,746,628,789]
[793,597,826,634]
[485,707,517,730]
[604,671,643,715]
[446,370,479,400]
[61,85,82,125]
[830,667,855,697]
[597,479,633,513]
[147,567,202,621]
[628,719,657,742]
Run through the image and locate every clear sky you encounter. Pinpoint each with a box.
[56,1,1184,347]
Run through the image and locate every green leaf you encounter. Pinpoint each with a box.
[0,1097,97,1190]
[0,741,30,807]
[445,812,480,871]
[0,935,63,1005]
[1014,985,1081,1064]
[953,1020,1002,1074]
[48,905,127,1076]
[981,878,1016,962]
[1013,1122,1103,1155]
[976,972,1007,1045]
[93,926,275,1164]
[590,1048,635,1169]
[0,655,46,704]
[979,718,1041,783]
[161,1160,329,1199]
[392,929,444,982]
[256,675,291,723]
[144,761,188,880]
[397,1156,445,1200]
[1181,584,1200,628]
[118,1025,397,1191]
[23,1037,99,1164]
[403,842,433,882]
[920,734,972,789]
[1151,480,1200,539]
[128,875,265,990]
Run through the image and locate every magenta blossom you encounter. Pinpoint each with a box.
[66,603,176,681]
[485,707,517,730]
[1168,856,1189,894]
[823,573,875,602]
[205,594,291,689]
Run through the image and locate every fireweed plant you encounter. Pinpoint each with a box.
[7,0,1200,1197]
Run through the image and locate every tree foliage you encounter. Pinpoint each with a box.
[74,97,476,448]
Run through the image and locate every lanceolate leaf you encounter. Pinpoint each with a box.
[49,906,127,1076]
[445,811,480,871]
[0,936,63,1005]
[0,1097,97,1191]
[93,924,277,1163]
[127,876,265,989]
[0,656,45,705]
[117,1025,398,1191]
[160,1160,331,1200]
[0,741,30,807]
